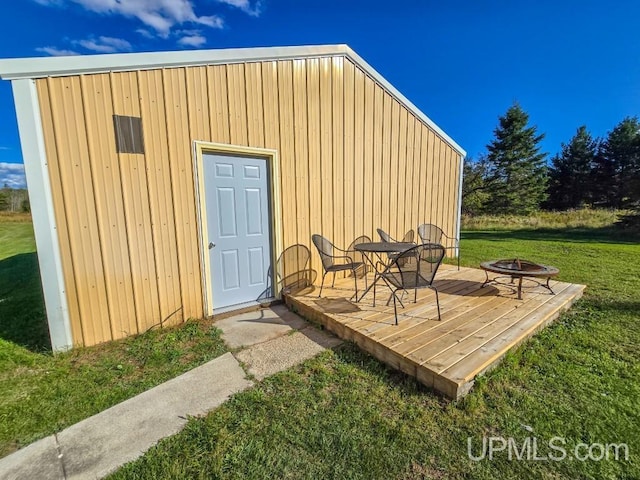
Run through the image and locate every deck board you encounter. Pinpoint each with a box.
[285,265,585,399]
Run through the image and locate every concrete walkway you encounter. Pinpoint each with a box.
[0,304,340,480]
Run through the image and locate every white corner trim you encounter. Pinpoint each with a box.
[12,79,73,351]
[0,44,465,157]
[455,153,465,257]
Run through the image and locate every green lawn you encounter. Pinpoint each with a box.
[112,219,639,479]
[0,216,228,458]
[1,213,638,478]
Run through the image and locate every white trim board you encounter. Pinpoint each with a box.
[0,44,466,157]
[12,79,73,351]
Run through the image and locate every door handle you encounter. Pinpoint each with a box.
[208,242,215,249]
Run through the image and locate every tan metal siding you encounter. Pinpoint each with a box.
[110,72,161,333]
[36,54,461,347]
[36,80,84,346]
[137,69,183,327]
[79,74,138,339]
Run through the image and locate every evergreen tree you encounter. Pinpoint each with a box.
[485,103,548,214]
[598,117,640,208]
[547,126,598,209]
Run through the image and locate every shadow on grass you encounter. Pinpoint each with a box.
[0,253,51,351]
[462,225,640,245]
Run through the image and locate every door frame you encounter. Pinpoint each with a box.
[193,141,283,317]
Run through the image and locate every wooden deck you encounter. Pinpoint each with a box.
[284,265,585,400]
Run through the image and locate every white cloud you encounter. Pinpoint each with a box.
[177,34,207,47]
[136,28,155,39]
[67,0,225,37]
[0,163,26,189]
[217,0,261,16]
[35,46,80,56]
[76,36,132,53]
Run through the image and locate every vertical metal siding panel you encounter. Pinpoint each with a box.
[261,61,283,255]
[80,74,137,339]
[186,66,211,142]
[403,113,415,233]
[206,65,230,143]
[425,129,437,226]
[410,118,422,228]
[111,72,160,333]
[378,90,395,235]
[443,146,454,246]
[440,141,451,239]
[245,62,265,147]
[352,66,365,238]
[48,77,111,346]
[138,70,183,327]
[227,63,248,145]
[261,61,281,152]
[444,147,457,243]
[343,60,355,246]
[276,61,297,252]
[433,135,444,233]
[331,57,344,249]
[306,58,322,273]
[363,78,375,240]
[36,80,84,345]
[319,57,333,246]
[292,60,310,251]
[372,85,385,236]
[417,124,430,224]
[162,68,203,320]
[387,96,400,235]
[395,106,408,236]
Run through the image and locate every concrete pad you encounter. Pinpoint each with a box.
[216,306,308,349]
[235,327,342,381]
[56,352,252,479]
[0,435,64,480]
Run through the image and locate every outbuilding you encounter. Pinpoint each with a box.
[0,45,465,350]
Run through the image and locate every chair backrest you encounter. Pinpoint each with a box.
[311,234,335,271]
[378,228,415,243]
[377,228,392,243]
[417,223,444,244]
[347,235,372,265]
[276,244,311,290]
[392,243,445,287]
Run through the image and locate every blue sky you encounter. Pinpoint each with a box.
[1,0,639,188]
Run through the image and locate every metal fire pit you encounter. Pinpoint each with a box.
[480,259,559,299]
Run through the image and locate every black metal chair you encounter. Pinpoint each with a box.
[379,243,445,324]
[376,228,415,268]
[311,234,364,298]
[417,223,460,270]
[376,228,415,244]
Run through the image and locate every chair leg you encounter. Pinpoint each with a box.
[318,272,327,297]
[414,288,418,303]
[373,275,377,307]
[392,290,398,325]
[331,272,336,288]
[457,251,460,270]
[431,286,441,320]
[352,268,358,299]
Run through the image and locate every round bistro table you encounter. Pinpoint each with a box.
[480,259,559,300]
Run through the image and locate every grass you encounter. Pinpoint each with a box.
[111,211,639,479]
[0,215,228,458]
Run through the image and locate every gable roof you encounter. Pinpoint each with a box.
[0,44,465,156]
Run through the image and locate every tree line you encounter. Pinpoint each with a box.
[0,186,30,213]
[463,103,640,220]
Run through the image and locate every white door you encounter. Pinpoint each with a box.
[203,152,272,310]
